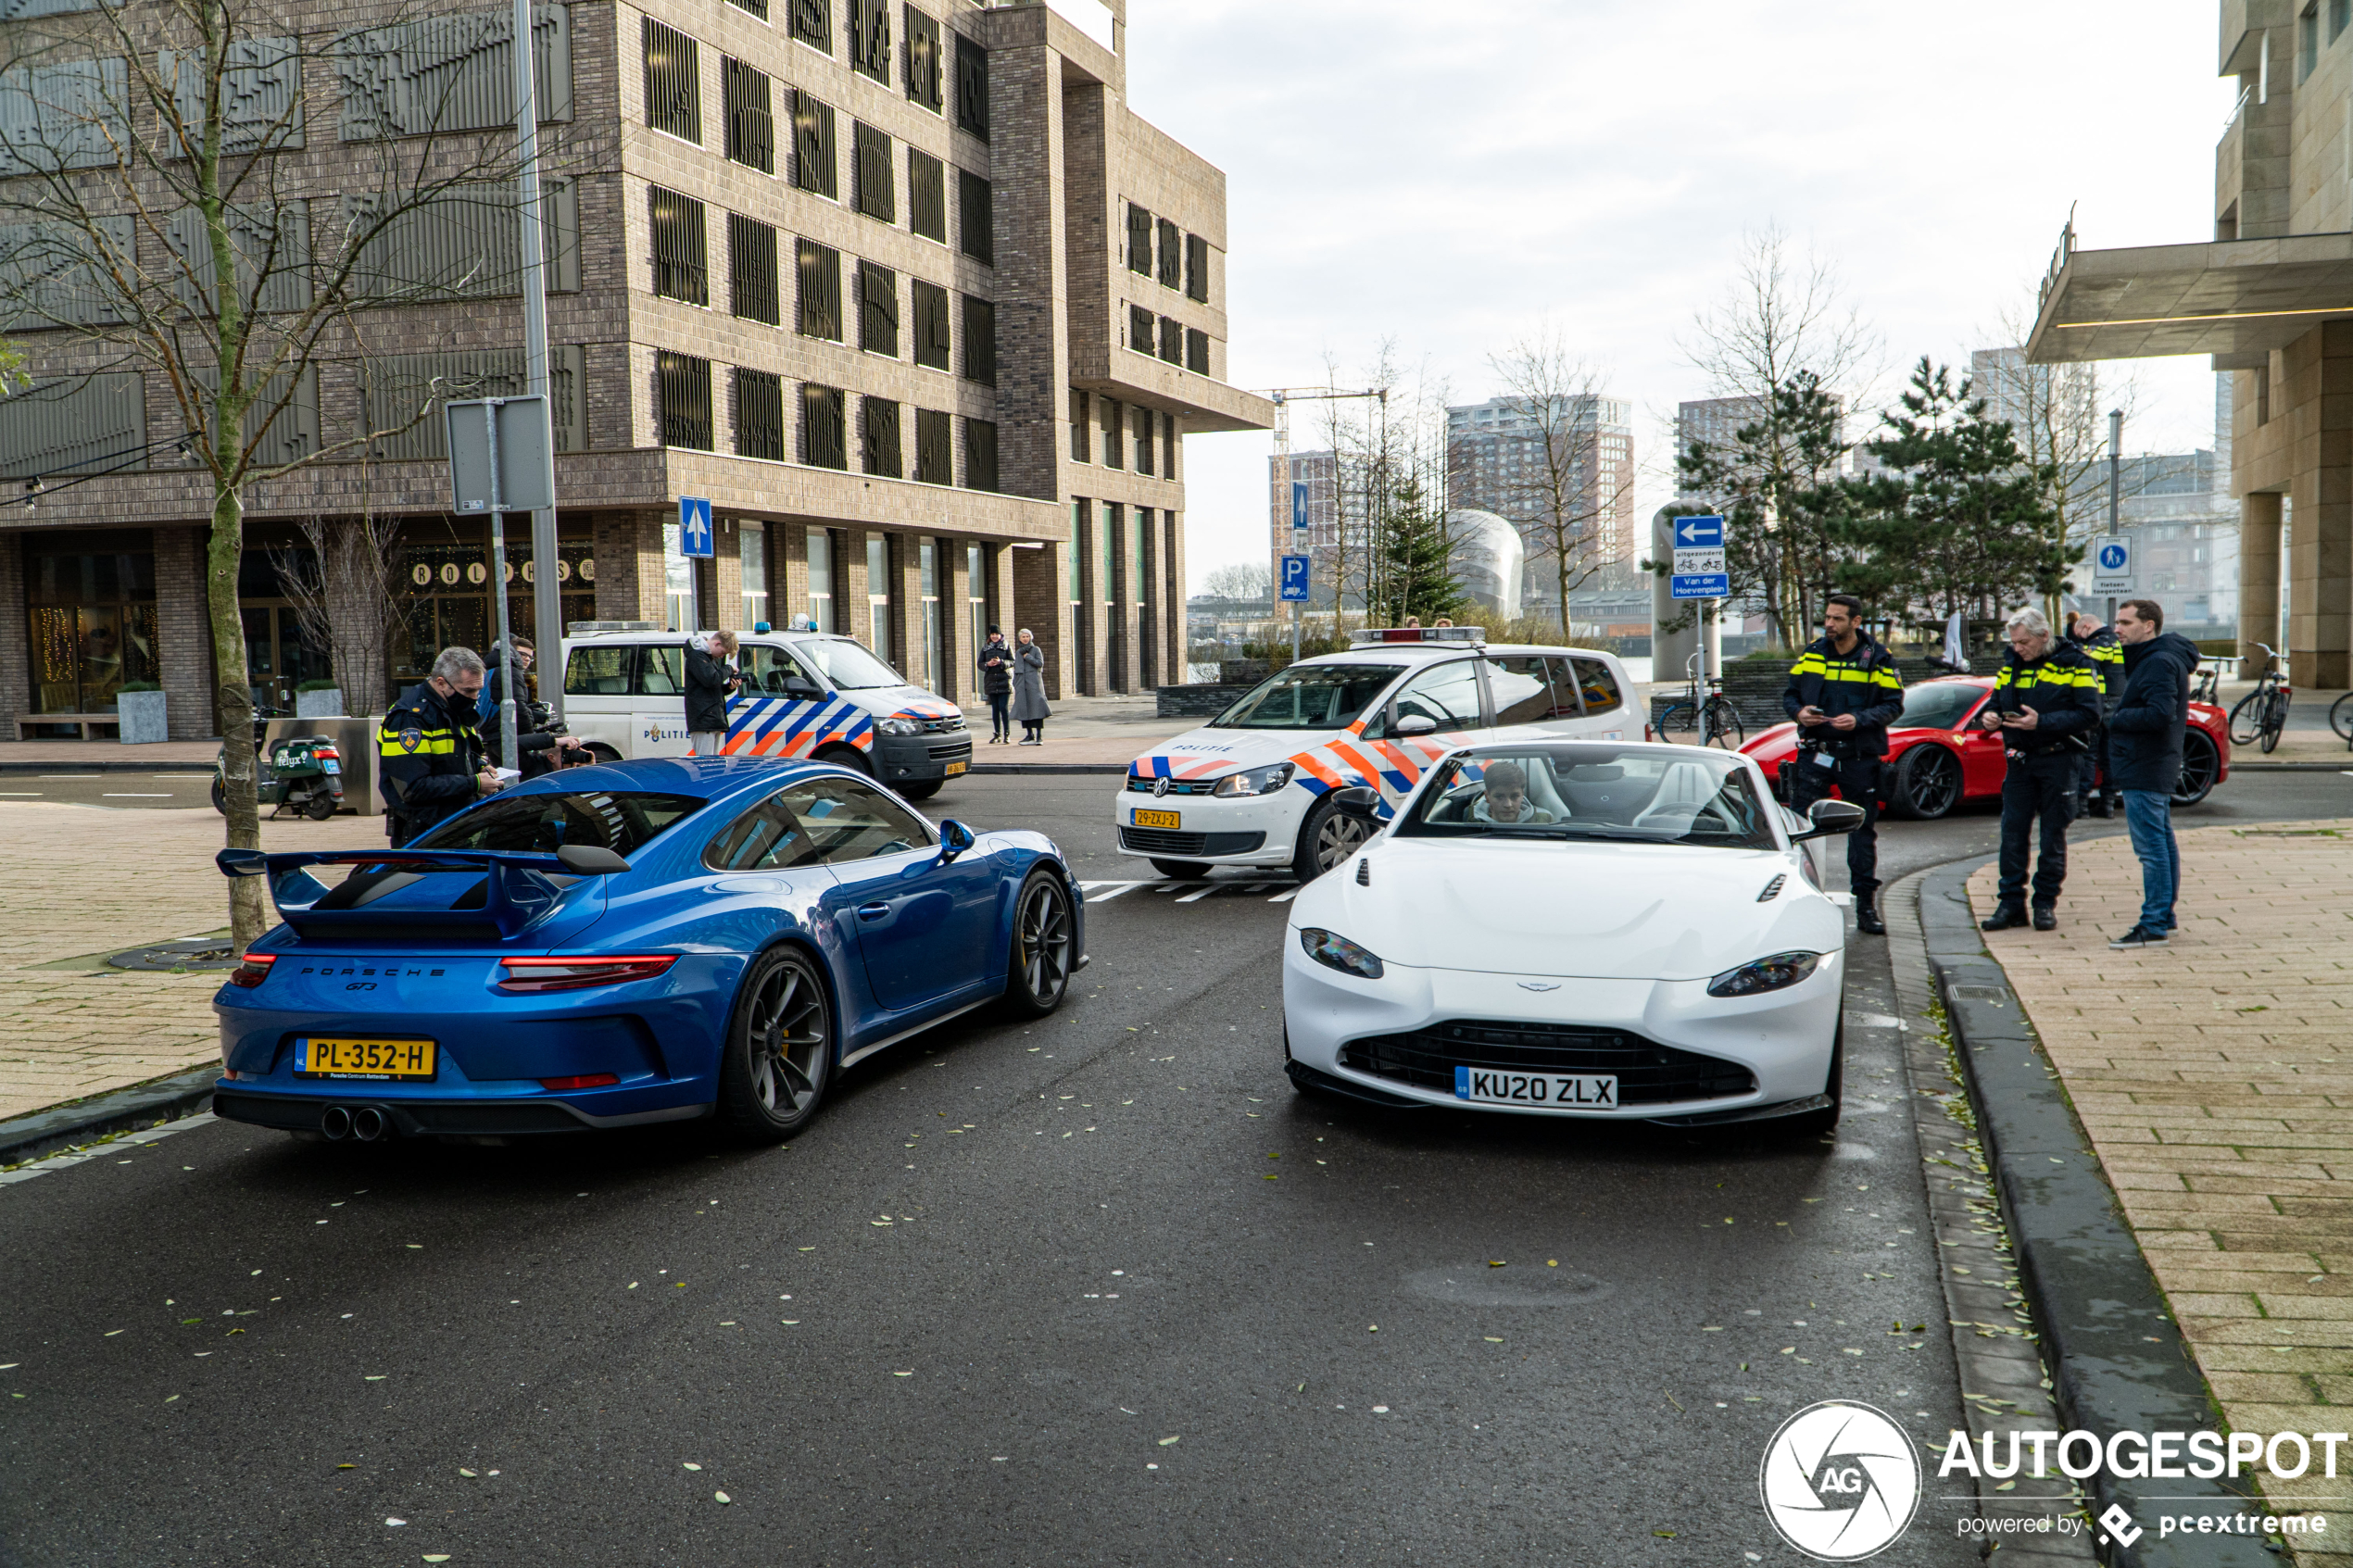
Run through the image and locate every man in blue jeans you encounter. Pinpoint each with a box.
[2105,598,2198,948]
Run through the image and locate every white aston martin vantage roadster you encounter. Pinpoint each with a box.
[1280,739,1865,1135]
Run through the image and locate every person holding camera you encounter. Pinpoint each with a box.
[1782,593,1906,935]
[686,630,742,757]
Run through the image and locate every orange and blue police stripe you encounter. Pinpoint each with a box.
[715,696,877,759]
[1128,732,1461,811]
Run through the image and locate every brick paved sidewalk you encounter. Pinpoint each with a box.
[1969,821,2353,1558]
[0,803,381,1124]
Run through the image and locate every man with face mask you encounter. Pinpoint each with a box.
[1782,593,1905,935]
[378,646,504,846]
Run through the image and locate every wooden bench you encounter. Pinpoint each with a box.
[14,714,120,740]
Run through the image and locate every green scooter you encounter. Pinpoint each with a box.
[212,716,346,821]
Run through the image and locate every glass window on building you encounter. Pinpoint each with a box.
[741,521,769,628]
[966,541,987,668]
[917,538,940,692]
[26,535,157,718]
[866,533,891,663]
[806,528,835,633]
[663,521,695,632]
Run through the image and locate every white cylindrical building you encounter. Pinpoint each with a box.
[1446,508,1523,621]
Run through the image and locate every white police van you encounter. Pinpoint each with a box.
[1114,627,1641,880]
[559,622,971,798]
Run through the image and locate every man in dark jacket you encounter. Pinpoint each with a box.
[2105,599,2198,948]
[1977,608,2105,932]
[379,646,502,846]
[976,626,1014,744]
[1782,593,1906,935]
[2066,610,2126,818]
[685,631,740,756]
[478,638,585,777]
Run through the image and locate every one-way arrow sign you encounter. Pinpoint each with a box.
[1674,514,1725,549]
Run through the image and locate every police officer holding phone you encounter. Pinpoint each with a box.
[1783,593,1906,935]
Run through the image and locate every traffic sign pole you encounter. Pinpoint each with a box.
[484,403,519,774]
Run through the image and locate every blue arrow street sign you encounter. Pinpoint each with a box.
[1278,554,1311,602]
[1290,481,1310,531]
[1673,514,1725,549]
[679,495,714,558]
[1671,572,1730,600]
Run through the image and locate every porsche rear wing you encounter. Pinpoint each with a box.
[216,847,629,941]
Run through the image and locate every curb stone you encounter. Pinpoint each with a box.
[1920,857,2273,1567]
[0,1066,218,1170]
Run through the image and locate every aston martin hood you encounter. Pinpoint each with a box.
[1312,837,1842,982]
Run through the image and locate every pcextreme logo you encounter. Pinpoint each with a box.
[1759,1400,1922,1561]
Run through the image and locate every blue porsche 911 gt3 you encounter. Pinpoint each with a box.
[209,758,1083,1145]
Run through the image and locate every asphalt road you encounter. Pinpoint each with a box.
[1,770,2347,1566]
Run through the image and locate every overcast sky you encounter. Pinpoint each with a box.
[1117,0,2238,591]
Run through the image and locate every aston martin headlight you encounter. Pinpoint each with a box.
[1705,950,1820,998]
[1300,927,1383,980]
[1212,761,1295,797]
[876,717,923,736]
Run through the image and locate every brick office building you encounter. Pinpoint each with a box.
[0,0,1270,736]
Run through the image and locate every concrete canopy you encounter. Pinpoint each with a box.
[2024,232,2353,370]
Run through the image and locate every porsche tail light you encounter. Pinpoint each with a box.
[497,955,677,993]
[226,953,276,988]
[538,1073,621,1091]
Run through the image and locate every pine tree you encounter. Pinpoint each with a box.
[1373,475,1468,625]
[1672,370,1854,647]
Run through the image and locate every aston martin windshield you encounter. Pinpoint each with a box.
[1211,663,1404,730]
[1395,746,1776,849]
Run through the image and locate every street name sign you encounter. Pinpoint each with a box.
[2092,535,2132,595]
[1671,513,1730,599]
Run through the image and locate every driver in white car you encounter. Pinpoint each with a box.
[1468,759,1558,825]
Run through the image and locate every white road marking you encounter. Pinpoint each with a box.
[1174,885,1220,903]
[1077,880,1151,902]
[0,792,40,797]
[104,793,174,798]
[36,775,100,780]
[1,1112,215,1188]
[1267,889,1300,903]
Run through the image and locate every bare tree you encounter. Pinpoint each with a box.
[274,485,406,712]
[1675,225,1879,646]
[1200,559,1268,602]
[0,0,582,942]
[1484,327,1635,637]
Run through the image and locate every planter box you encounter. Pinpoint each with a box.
[295,688,346,719]
[117,689,168,745]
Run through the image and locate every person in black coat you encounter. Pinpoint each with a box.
[1780,593,1906,935]
[1976,608,2104,932]
[378,646,501,846]
[478,638,585,777]
[2104,600,2198,948]
[976,626,1014,744]
[685,631,740,756]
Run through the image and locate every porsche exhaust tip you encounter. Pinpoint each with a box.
[350,1107,388,1142]
[320,1105,352,1140]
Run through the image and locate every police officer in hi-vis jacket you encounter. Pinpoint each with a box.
[1782,594,1906,936]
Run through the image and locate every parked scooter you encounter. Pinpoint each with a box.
[211,708,345,820]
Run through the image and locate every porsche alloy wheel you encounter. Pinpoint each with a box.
[1890,745,1962,821]
[1292,795,1372,882]
[1004,871,1073,1018]
[2172,728,2221,808]
[718,947,834,1143]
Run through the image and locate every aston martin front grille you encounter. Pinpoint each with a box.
[1340,1021,1755,1105]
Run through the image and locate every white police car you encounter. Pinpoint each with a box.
[559,623,970,798]
[1114,628,1641,880]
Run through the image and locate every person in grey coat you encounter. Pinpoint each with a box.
[1012,628,1051,745]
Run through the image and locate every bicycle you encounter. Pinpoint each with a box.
[2228,643,2291,754]
[2190,663,2220,708]
[1655,654,1745,749]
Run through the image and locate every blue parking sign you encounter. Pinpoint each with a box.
[1279,554,1310,602]
[679,496,714,558]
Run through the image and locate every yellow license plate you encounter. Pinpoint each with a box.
[944,760,967,777]
[296,1037,437,1080]
[1132,808,1181,831]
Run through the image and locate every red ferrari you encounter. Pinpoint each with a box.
[1741,676,2231,820]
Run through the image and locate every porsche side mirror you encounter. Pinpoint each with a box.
[217,847,269,878]
[555,844,632,875]
[939,819,975,862]
[1392,714,1438,737]
[1331,786,1381,819]
[1795,799,1867,840]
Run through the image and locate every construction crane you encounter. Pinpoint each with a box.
[1258,384,1386,662]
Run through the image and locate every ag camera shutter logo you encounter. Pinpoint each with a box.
[1759,1400,1921,1560]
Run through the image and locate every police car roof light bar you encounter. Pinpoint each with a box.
[1347,627,1485,646]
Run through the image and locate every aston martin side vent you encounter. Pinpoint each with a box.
[1355,857,1370,885]
[1757,873,1786,902]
